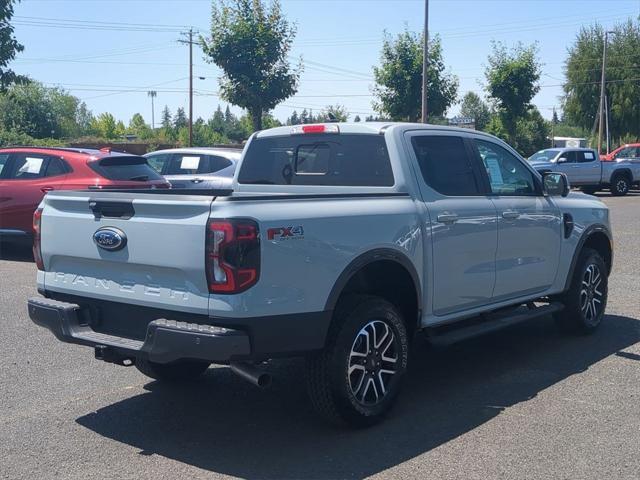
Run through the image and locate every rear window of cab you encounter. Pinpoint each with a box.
[238,134,394,186]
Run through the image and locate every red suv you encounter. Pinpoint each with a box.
[0,147,169,242]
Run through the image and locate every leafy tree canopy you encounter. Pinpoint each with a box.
[459,92,491,131]
[1,0,26,91]
[202,0,301,131]
[373,30,458,122]
[563,19,640,144]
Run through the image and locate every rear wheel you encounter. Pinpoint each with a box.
[135,358,210,382]
[554,248,608,334]
[306,295,409,427]
[610,173,630,196]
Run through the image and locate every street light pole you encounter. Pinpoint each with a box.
[597,31,610,156]
[421,0,429,123]
[189,28,193,147]
[147,90,157,130]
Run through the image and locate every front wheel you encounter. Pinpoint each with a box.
[306,295,409,427]
[554,248,608,334]
[135,358,210,382]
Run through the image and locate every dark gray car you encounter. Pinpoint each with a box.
[145,147,241,189]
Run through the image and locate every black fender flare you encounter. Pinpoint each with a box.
[563,224,613,291]
[324,248,422,315]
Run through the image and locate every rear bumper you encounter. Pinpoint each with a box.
[27,297,250,364]
[28,295,332,363]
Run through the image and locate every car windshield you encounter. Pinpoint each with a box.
[529,149,561,162]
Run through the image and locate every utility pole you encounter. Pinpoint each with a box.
[421,0,429,123]
[179,28,195,147]
[147,90,157,130]
[597,31,609,156]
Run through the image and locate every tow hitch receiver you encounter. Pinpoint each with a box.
[94,345,134,366]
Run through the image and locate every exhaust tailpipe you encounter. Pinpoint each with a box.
[230,362,272,388]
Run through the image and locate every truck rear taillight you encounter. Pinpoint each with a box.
[33,208,44,270]
[206,219,260,294]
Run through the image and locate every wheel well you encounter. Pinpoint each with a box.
[583,232,612,275]
[334,260,420,336]
[611,169,632,181]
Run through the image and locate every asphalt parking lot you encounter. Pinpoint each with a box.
[1,192,639,480]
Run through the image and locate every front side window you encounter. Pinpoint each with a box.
[411,135,481,196]
[239,134,394,186]
[475,139,537,196]
[560,151,578,163]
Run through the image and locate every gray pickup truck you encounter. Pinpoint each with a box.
[528,147,640,196]
[28,123,613,426]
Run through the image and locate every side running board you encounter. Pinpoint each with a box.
[425,302,564,347]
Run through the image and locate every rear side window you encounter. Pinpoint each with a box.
[411,135,481,196]
[44,157,69,177]
[578,151,596,163]
[145,153,172,173]
[166,154,233,175]
[89,156,164,182]
[238,134,394,186]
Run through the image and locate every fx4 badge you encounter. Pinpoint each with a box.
[267,225,304,241]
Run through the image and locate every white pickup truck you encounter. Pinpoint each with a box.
[28,123,613,426]
[529,147,640,195]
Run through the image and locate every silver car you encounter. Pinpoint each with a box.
[144,147,241,190]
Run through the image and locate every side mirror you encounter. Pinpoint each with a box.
[556,157,567,163]
[543,172,570,197]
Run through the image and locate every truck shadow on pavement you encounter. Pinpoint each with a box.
[76,314,640,479]
[0,242,34,263]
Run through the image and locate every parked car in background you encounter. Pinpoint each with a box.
[600,143,640,162]
[144,147,241,190]
[0,147,169,243]
[528,147,640,196]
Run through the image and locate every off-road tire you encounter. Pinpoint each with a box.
[305,295,409,427]
[554,248,608,334]
[135,358,210,382]
[610,173,630,196]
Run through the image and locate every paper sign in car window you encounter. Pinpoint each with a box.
[20,157,45,174]
[180,156,201,170]
[485,157,504,185]
[584,152,594,160]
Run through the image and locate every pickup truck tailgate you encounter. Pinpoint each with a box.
[39,191,214,314]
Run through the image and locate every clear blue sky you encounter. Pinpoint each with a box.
[11,0,640,125]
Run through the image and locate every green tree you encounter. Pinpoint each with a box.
[90,113,118,139]
[160,105,172,129]
[373,30,458,122]
[486,107,550,156]
[1,0,26,91]
[288,110,300,125]
[202,0,301,132]
[174,107,187,130]
[564,19,640,144]
[459,92,491,130]
[0,81,92,138]
[354,115,361,122]
[128,113,149,135]
[209,104,225,134]
[316,104,348,122]
[485,41,541,144]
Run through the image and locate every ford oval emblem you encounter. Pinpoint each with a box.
[93,227,127,251]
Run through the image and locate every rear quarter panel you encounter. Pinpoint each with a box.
[208,196,423,318]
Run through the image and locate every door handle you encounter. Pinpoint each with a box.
[437,213,458,224]
[502,210,520,220]
[41,186,54,193]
